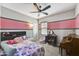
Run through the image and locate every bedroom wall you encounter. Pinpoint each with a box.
[75,16,79,35]
[0,17,33,30]
[39,9,75,45]
[51,30,74,44]
[47,19,76,44]
[75,4,79,35]
[0,6,38,39]
[0,4,1,17]
[0,17,33,38]
[0,4,2,41]
[75,3,79,16]
[48,19,76,29]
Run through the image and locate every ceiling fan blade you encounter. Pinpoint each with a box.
[33,3,40,11]
[41,5,51,11]
[42,12,48,15]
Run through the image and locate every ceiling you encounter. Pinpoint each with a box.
[1,3,76,19]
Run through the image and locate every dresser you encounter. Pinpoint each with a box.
[45,35,57,46]
[59,34,79,56]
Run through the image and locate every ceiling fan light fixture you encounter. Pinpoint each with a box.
[30,3,51,16]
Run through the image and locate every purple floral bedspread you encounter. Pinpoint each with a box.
[14,43,45,56]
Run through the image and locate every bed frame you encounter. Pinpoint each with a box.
[1,31,26,41]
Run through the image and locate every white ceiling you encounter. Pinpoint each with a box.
[1,3,76,19]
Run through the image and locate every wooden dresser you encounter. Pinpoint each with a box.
[59,34,79,56]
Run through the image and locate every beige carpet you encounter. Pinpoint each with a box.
[41,43,59,56]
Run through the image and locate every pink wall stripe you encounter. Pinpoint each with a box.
[48,19,76,29]
[76,16,79,28]
[0,17,1,29]
[0,17,33,29]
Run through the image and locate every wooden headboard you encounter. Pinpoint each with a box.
[1,31,26,41]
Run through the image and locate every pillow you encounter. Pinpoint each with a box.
[14,37,24,43]
[7,40,17,44]
[22,36,27,40]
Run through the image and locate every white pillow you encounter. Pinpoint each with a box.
[21,36,27,40]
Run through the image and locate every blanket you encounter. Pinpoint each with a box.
[14,41,45,56]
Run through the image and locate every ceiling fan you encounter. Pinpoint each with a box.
[30,3,51,15]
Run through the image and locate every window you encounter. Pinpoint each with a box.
[41,22,47,35]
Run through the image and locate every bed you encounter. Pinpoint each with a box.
[1,31,45,56]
